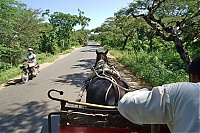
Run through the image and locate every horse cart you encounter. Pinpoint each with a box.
[48,49,170,133]
[47,89,170,133]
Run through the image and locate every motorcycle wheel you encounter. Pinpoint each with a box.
[35,67,39,75]
[21,71,29,83]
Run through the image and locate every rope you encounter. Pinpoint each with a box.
[105,82,113,101]
[104,76,121,103]
[92,67,141,92]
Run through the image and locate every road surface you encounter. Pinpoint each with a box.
[0,42,100,133]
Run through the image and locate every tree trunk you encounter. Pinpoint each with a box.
[9,51,13,67]
[122,36,128,50]
[101,39,104,45]
[148,31,154,51]
[149,38,153,51]
[174,37,191,73]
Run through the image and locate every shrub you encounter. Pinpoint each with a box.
[110,49,188,86]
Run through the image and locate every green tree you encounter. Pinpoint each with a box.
[114,10,138,49]
[40,22,58,54]
[124,0,200,72]
[73,29,90,45]
[43,9,90,51]
[92,17,123,47]
[0,0,44,66]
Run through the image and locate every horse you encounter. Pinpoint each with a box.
[85,49,129,106]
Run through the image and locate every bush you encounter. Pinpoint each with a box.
[110,49,188,86]
[37,53,57,64]
[0,67,21,84]
[0,62,12,72]
[70,41,80,46]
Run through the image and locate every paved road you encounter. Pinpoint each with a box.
[0,42,100,133]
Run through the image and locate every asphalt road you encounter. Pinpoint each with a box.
[0,42,100,133]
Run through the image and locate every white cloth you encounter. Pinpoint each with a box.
[118,82,200,133]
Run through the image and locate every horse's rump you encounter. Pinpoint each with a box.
[86,75,128,106]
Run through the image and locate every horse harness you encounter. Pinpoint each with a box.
[76,59,123,104]
[89,71,121,105]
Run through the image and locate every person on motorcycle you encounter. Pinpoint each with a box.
[24,48,38,76]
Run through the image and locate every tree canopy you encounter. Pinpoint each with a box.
[124,0,200,72]
[92,0,200,73]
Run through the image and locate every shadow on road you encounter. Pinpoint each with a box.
[2,77,37,88]
[0,101,59,133]
[54,59,95,88]
[54,72,87,88]
[4,78,22,86]
[80,49,96,53]
[71,59,95,70]
[81,43,99,52]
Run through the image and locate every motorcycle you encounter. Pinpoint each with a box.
[20,60,39,83]
[84,40,88,46]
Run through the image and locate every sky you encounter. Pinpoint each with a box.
[19,0,134,30]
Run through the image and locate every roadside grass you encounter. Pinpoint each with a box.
[0,67,21,84]
[37,48,73,64]
[109,49,188,86]
[0,48,74,85]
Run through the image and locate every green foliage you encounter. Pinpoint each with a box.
[187,34,200,58]
[0,0,44,66]
[0,67,21,84]
[40,23,59,54]
[93,0,200,85]
[72,29,90,45]
[110,49,188,86]
[42,9,90,52]
[126,0,200,40]
[0,62,12,72]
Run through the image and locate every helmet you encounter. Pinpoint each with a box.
[28,48,33,51]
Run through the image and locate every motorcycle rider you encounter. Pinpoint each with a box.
[24,48,38,76]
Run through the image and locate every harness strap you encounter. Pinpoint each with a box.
[92,67,140,91]
[104,76,121,104]
[105,82,113,102]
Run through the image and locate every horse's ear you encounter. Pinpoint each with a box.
[96,49,99,54]
[105,50,108,55]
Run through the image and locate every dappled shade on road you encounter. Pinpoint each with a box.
[0,101,59,133]
[80,49,97,53]
[54,73,87,88]
[72,59,96,70]
[54,59,95,88]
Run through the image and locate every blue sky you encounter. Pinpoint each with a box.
[19,0,133,30]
